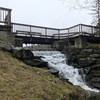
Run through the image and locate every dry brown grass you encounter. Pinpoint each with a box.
[0,50,86,100]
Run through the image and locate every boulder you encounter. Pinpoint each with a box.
[24,59,48,67]
[89,79,100,89]
[92,83,100,89]
[13,49,48,67]
[14,49,34,60]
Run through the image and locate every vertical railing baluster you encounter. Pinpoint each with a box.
[30,26,31,33]
[67,28,70,61]
[30,26,32,38]
[0,10,1,21]
[58,29,60,39]
[81,24,82,34]
[8,10,11,26]
[92,26,94,35]
[45,28,47,37]
[79,24,82,35]
[68,28,70,48]
[68,28,69,39]
[79,24,80,33]
[3,10,4,22]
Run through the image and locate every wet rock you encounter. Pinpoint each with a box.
[24,59,48,67]
[67,55,79,65]
[84,49,93,53]
[91,82,100,89]
[80,49,93,55]
[13,49,48,67]
[91,78,100,83]
[90,64,100,69]
[83,68,91,75]
[78,58,96,67]
[85,63,100,89]
[87,78,100,89]
[14,49,34,60]
[89,54,100,58]
[93,49,100,54]
[69,48,81,55]
[96,59,100,64]
[49,68,59,76]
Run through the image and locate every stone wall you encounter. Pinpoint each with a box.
[65,45,100,89]
[0,31,15,45]
[52,36,85,50]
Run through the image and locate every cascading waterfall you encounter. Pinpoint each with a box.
[33,51,99,92]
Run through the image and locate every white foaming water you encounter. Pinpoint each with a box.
[33,51,99,92]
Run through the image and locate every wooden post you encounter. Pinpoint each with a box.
[0,10,1,21]
[79,24,82,35]
[45,28,47,36]
[30,26,31,34]
[67,28,71,64]
[92,26,94,35]
[58,29,60,39]
[8,10,11,26]
[68,28,70,47]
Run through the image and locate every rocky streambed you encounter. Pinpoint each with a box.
[8,47,100,99]
[12,48,100,90]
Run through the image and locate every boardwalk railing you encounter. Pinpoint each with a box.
[0,7,11,26]
[12,22,60,36]
[0,21,100,39]
[54,24,100,39]
[15,30,54,39]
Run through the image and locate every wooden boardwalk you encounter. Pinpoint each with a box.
[0,21,100,45]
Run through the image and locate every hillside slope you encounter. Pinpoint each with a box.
[0,49,99,100]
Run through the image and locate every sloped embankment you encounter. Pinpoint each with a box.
[0,49,99,100]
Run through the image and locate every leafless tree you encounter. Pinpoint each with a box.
[59,0,100,26]
[92,0,100,26]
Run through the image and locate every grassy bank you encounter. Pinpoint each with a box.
[0,50,93,100]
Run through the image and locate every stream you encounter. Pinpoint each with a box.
[33,51,99,92]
